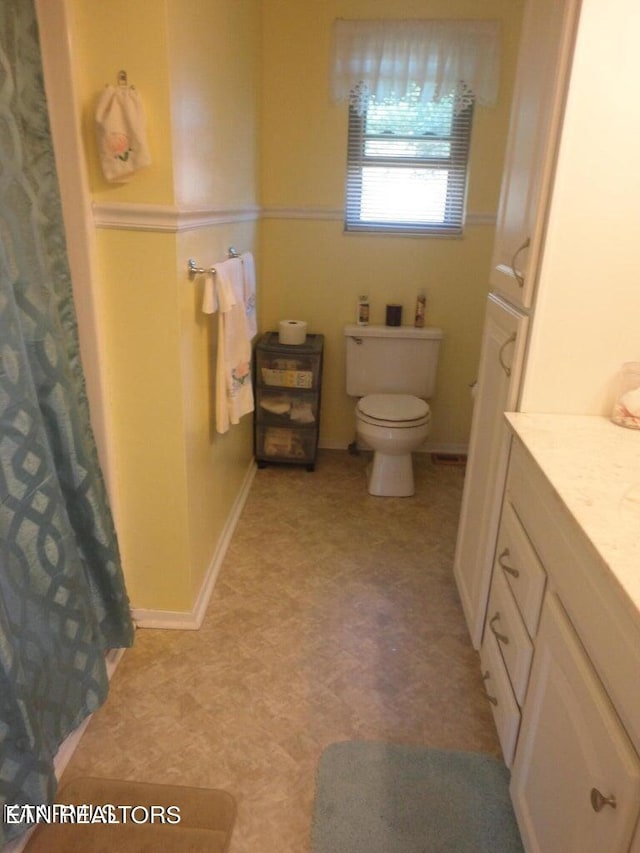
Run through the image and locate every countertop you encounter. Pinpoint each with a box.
[504,412,640,615]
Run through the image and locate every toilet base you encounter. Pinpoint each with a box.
[367,451,415,497]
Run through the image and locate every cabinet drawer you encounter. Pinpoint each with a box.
[256,335,322,390]
[495,500,546,638]
[256,425,317,464]
[480,627,520,768]
[259,362,317,389]
[257,388,318,426]
[486,567,534,707]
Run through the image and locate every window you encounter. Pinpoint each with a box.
[331,18,500,236]
[345,84,474,236]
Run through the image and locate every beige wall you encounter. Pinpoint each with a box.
[260,0,524,450]
[62,0,523,614]
[520,0,640,415]
[167,0,261,607]
[167,0,261,209]
[71,0,175,206]
[68,0,261,614]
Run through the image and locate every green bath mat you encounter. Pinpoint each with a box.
[312,741,523,853]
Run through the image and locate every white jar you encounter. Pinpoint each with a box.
[611,362,640,429]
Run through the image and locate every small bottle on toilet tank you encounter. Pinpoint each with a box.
[357,295,370,325]
[414,291,426,328]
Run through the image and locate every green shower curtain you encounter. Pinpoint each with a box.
[0,1,134,844]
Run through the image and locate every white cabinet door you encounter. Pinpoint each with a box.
[511,593,640,853]
[489,0,580,309]
[453,294,528,649]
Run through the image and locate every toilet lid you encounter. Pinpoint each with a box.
[357,394,429,422]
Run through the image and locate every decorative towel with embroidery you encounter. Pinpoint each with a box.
[95,85,151,182]
[240,252,258,340]
[202,258,254,433]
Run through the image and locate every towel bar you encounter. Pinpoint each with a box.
[188,247,240,279]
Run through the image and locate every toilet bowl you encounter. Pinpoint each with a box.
[355,393,431,496]
[344,323,443,497]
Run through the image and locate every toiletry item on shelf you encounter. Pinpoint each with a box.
[386,304,402,326]
[611,362,640,429]
[357,295,370,325]
[414,292,426,328]
[290,399,316,423]
[259,395,292,416]
[278,319,307,345]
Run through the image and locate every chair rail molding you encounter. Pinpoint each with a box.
[92,202,261,232]
[93,202,496,232]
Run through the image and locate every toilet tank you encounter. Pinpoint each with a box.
[344,324,444,397]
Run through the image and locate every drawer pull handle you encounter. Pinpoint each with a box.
[511,237,530,287]
[490,612,509,645]
[498,333,516,377]
[590,788,617,812]
[498,547,520,578]
[482,671,498,706]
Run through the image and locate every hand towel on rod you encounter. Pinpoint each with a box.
[241,252,258,340]
[202,271,216,314]
[209,257,254,434]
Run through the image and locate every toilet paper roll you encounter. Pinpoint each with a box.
[278,319,308,345]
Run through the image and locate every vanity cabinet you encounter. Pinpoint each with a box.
[484,422,640,852]
[254,332,323,471]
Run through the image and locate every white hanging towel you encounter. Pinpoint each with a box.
[95,85,151,182]
[202,271,217,315]
[208,258,254,434]
[241,252,258,340]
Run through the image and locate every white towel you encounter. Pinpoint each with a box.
[95,85,151,183]
[240,252,258,340]
[202,271,216,315]
[211,258,254,434]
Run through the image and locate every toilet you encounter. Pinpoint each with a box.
[344,323,443,496]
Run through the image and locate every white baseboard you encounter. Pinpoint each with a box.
[317,438,352,450]
[318,439,468,456]
[131,459,257,630]
[421,442,469,456]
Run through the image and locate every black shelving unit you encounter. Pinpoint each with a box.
[254,332,324,471]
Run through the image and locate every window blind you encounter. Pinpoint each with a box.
[345,89,474,235]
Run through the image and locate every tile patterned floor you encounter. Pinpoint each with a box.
[61,450,500,852]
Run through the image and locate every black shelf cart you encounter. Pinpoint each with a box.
[254,332,324,471]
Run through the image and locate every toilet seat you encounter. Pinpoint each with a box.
[357,393,430,428]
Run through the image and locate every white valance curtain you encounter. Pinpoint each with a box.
[331,19,501,114]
